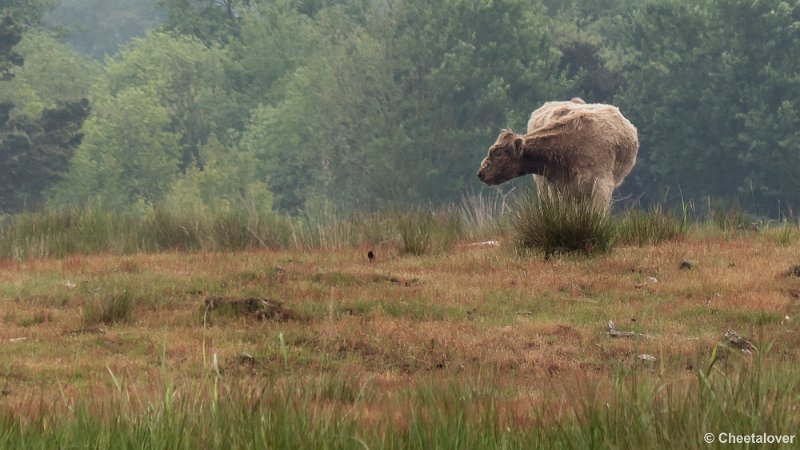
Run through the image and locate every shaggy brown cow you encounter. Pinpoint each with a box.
[477,100,638,211]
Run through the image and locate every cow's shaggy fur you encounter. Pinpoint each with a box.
[477,99,638,211]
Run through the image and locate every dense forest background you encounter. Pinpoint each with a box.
[1,0,799,217]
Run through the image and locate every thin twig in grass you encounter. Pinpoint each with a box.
[57,381,72,412]
[279,332,289,370]
[562,297,600,304]
[607,320,651,339]
[203,299,212,367]
[247,226,268,248]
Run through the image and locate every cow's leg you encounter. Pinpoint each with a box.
[592,178,615,214]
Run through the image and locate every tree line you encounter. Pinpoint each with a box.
[1,0,799,216]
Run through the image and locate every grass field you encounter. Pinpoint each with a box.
[0,206,799,448]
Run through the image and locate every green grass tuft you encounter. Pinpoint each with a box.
[0,357,797,449]
[511,187,615,257]
[83,286,136,326]
[144,208,202,251]
[396,207,463,255]
[0,199,790,260]
[616,205,687,246]
[709,199,748,231]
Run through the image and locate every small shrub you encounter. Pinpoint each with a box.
[511,187,615,257]
[83,288,135,325]
[617,205,687,246]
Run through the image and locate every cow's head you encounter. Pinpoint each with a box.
[477,129,525,185]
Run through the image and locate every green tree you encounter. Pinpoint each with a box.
[716,0,800,211]
[543,0,638,20]
[366,0,569,204]
[0,12,91,212]
[52,31,241,209]
[225,0,320,108]
[52,88,180,209]
[0,99,89,211]
[102,32,239,169]
[47,0,162,59]
[2,0,56,27]
[617,0,800,212]
[0,30,100,117]
[0,12,23,80]
[164,136,274,215]
[242,0,570,213]
[541,0,635,103]
[239,8,401,213]
[617,1,740,203]
[157,0,248,46]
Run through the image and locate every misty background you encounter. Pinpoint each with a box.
[1,0,799,217]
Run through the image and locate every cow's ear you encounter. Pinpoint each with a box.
[513,137,524,157]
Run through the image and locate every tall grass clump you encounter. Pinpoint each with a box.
[396,209,434,255]
[772,222,796,246]
[430,207,463,252]
[708,198,749,231]
[559,351,800,449]
[210,209,260,250]
[0,207,128,258]
[1,356,797,449]
[143,207,202,252]
[459,189,512,237]
[511,187,615,257]
[83,286,136,325]
[289,207,464,252]
[396,207,463,255]
[250,211,294,249]
[616,205,688,246]
[290,207,387,250]
[209,209,293,250]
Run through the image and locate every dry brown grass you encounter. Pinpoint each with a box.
[1,232,799,421]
